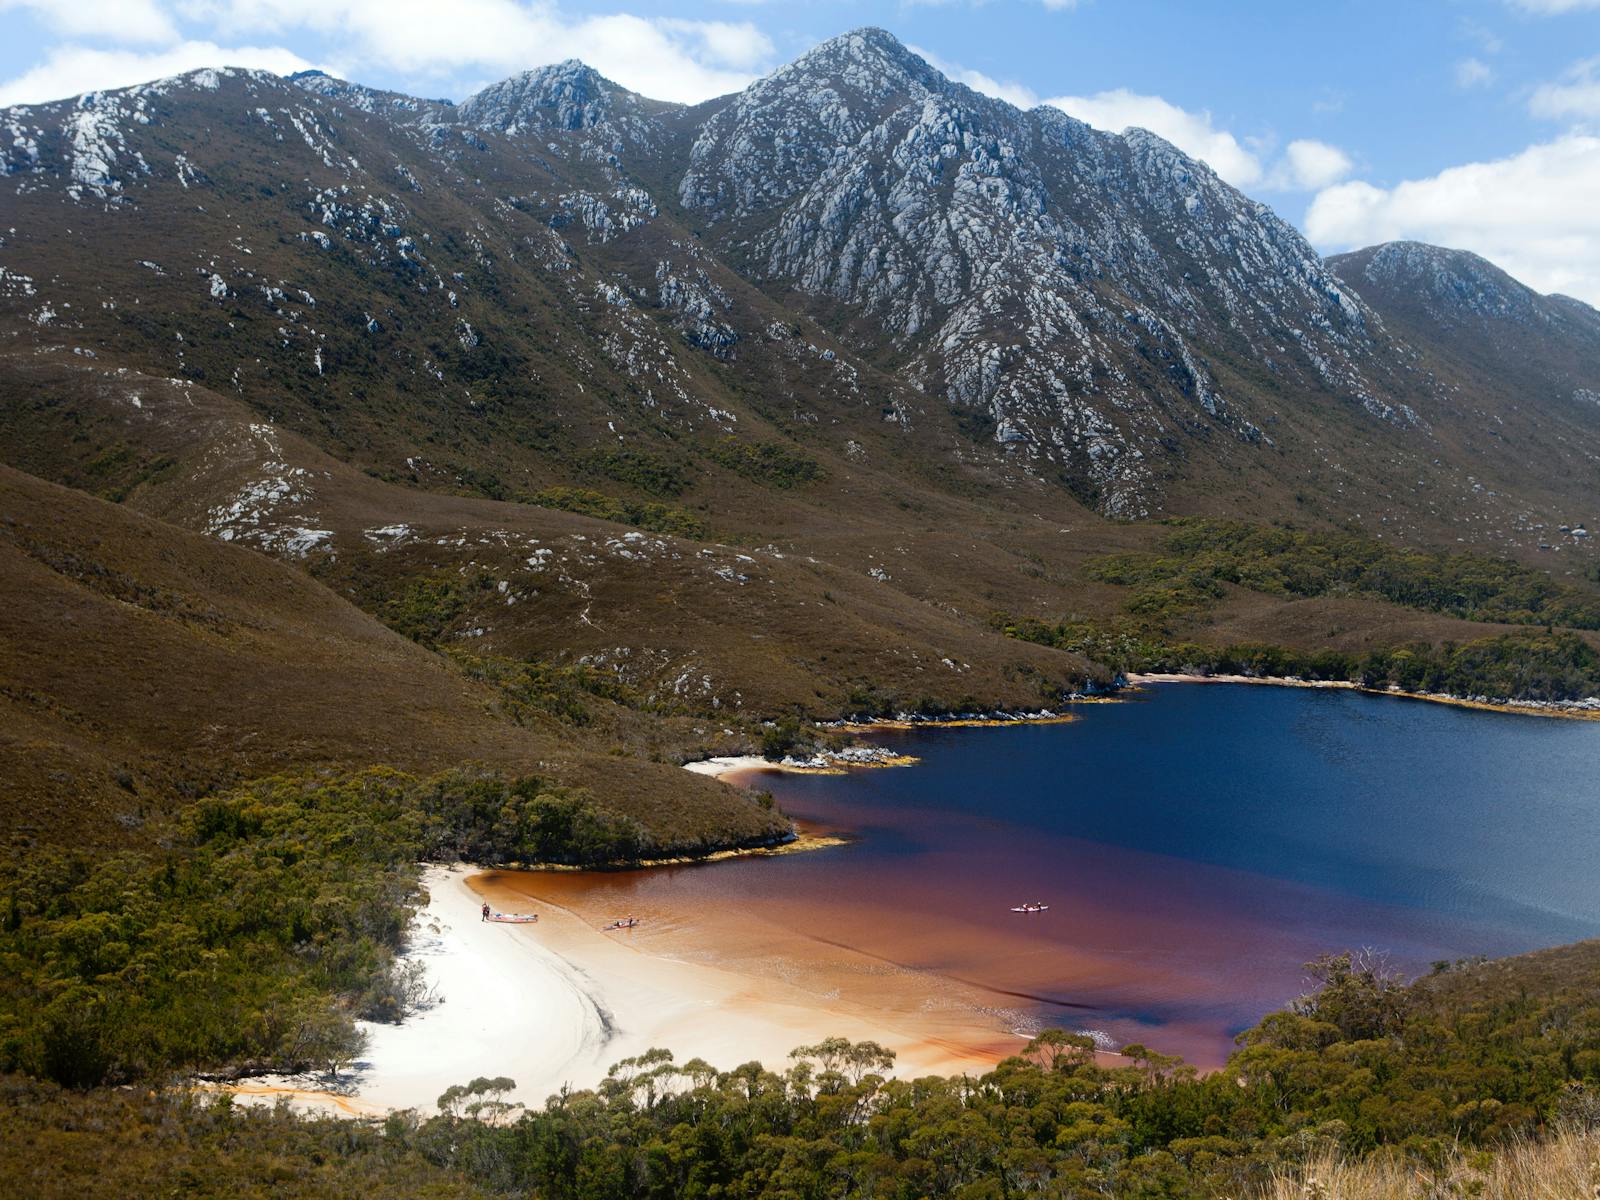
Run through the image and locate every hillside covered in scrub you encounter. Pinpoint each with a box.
[4,932,1599,1197]
[2,32,1599,850]
[3,22,1600,1198]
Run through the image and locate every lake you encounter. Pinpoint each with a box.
[558,684,1600,1066]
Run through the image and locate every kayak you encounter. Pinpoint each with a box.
[605,919,640,930]
[1009,905,1049,913]
[487,913,539,923]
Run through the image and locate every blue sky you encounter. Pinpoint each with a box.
[3,0,1599,302]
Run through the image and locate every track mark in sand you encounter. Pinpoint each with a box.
[803,934,1102,1013]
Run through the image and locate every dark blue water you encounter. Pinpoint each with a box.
[585,685,1600,1064]
[813,684,1600,946]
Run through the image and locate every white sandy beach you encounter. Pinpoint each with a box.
[223,862,1018,1117]
[221,865,609,1116]
[681,754,778,779]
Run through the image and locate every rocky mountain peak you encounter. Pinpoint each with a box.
[772,27,946,98]
[1349,241,1542,322]
[458,60,656,134]
[4,31,1595,536]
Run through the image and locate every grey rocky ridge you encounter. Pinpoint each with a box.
[2,27,1596,549]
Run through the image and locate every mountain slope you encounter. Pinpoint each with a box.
[671,29,1404,516]
[1,33,1598,555]
[5,33,1600,852]
[0,462,787,851]
[0,354,1113,718]
[1328,241,1600,424]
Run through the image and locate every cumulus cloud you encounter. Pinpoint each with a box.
[1304,133,1600,306]
[175,0,774,101]
[1530,56,1600,120]
[914,47,1352,195]
[1044,88,1266,187]
[0,0,178,44]
[1504,0,1600,11]
[0,40,317,104]
[1274,139,1354,190]
[0,1,777,106]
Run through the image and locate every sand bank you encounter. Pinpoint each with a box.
[683,754,792,778]
[220,862,1021,1118]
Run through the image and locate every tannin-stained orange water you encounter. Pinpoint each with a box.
[490,684,1600,1068]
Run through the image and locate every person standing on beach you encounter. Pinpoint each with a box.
[482,902,491,922]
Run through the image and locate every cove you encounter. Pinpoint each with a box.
[629,684,1600,1066]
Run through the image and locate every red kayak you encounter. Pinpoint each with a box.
[487,912,539,924]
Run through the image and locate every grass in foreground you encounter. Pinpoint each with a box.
[1261,1125,1600,1199]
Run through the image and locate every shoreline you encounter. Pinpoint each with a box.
[826,709,1087,733]
[683,750,921,780]
[210,864,610,1118]
[1126,672,1600,720]
[681,708,1097,780]
[216,862,1022,1118]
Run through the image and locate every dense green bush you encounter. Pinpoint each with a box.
[1087,518,1600,630]
[581,448,696,498]
[1006,615,1600,702]
[380,573,491,646]
[0,769,651,1087]
[411,773,647,866]
[759,716,804,761]
[707,437,825,489]
[527,485,707,538]
[450,651,642,727]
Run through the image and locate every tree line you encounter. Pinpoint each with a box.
[0,769,647,1088]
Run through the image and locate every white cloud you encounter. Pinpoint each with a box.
[1044,87,1265,187]
[1530,56,1600,119]
[0,40,317,105]
[1458,19,1503,55]
[0,0,179,44]
[1504,0,1600,11]
[657,18,773,70]
[1455,57,1495,89]
[1304,133,1600,305]
[1275,139,1354,190]
[175,0,773,102]
[914,48,1351,195]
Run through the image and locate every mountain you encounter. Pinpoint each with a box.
[1329,240,1600,425]
[3,29,1600,841]
[2,31,1597,548]
[673,29,1404,515]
